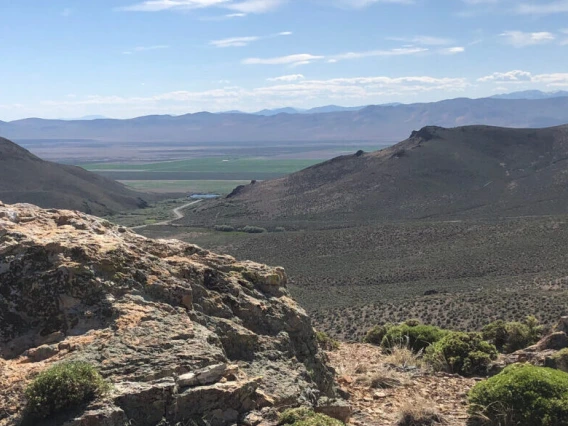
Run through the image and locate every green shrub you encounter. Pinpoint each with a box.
[278,408,343,425]
[381,323,447,353]
[545,348,568,373]
[241,225,267,234]
[315,331,340,351]
[274,227,286,232]
[425,332,497,376]
[468,364,568,425]
[25,362,109,418]
[403,319,421,327]
[213,224,235,232]
[363,323,393,345]
[482,316,543,353]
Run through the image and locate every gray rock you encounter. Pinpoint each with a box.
[63,405,129,426]
[316,396,352,422]
[536,332,568,351]
[177,363,229,388]
[25,344,59,362]
[0,202,341,425]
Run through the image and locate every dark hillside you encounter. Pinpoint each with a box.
[0,137,149,215]
[184,124,568,227]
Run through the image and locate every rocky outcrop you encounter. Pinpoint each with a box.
[0,202,342,425]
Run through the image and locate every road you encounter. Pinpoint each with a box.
[131,199,202,230]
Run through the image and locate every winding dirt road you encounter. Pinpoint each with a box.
[131,199,202,230]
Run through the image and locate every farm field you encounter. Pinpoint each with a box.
[69,141,391,195]
[118,180,251,194]
[83,157,324,195]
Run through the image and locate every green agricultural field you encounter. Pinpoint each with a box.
[82,158,321,174]
[119,180,250,195]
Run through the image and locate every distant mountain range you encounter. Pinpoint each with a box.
[2,96,568,144]
[489,90,568,100]
[0,137,150,214]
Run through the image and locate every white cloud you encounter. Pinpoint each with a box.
[225,0,286,13]
[267,74,305,82]
[478,70,568,87]
[199,12,247,20]
[439,46,465,54]
[122,45,170,54]
[121,0,231,12]
[330,47,427,61]
[39,74,469,116]
[242,54,324,65]
[517,1,568,15]
[209,31,291,48]
[210,36,260,47]
[387,35,454,45]
[500,31,555,47]
[244,47,427,66]
[120,0,284,13]
[334,0,414,8]
[61,8,72,17]
[477,70,533,82]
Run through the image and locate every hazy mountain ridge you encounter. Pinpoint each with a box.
[2,97,568,144]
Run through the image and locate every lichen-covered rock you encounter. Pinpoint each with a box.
[0,202,340,425]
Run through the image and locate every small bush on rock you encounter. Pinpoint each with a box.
[25,361,109,418]
[315,331,340,351]
[425,332,497,376]
[363,323,393,345]
[545,348,568,373]
[482,316,543,353]
[381,323,447,353]
[278,408,344,425]
[468,364,568,426]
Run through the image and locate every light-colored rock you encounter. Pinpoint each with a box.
[63,406,129,426]
[0,202,340,425]
[25,344,59,362]
[177,363,228,387]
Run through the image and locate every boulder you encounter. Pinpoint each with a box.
[536,332,568,351]
[0,202,342,425]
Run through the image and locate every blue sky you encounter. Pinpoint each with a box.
[1,0,568,120]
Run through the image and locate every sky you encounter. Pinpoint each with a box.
[1,0,568,120]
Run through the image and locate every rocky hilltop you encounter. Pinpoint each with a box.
[0,202,346,425]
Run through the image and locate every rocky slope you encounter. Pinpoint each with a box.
[0,202,347,425]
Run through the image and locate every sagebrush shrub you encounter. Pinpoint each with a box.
[241,225,267,234]
[381,323,447,353]
[25,362,109,418]
[425,332,497,376]
[363,323,393,345]
[213,224,235,232]
[468,364,568,425]
[482,316,542,353]
[315,331,340,351]
[278,407,344,425]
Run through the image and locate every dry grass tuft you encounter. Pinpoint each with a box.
[383,344,427,371]
[396,397,448,426]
